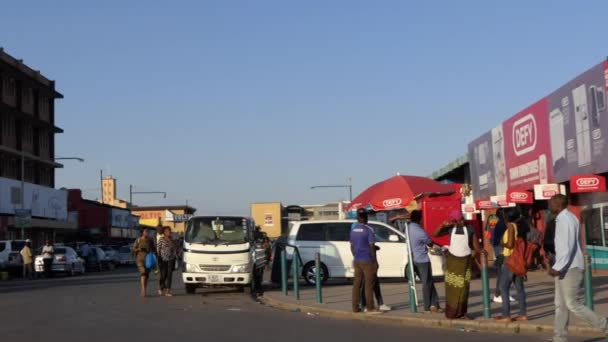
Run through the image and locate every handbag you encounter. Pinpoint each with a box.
[145,252,157,270]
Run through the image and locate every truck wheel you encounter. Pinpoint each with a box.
[185,284,197,295]
[302,262,328,286]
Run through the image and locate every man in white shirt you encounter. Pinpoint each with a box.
[549,194,607,342]
[41,240,54,278]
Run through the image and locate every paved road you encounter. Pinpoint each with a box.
[0,268,601,342]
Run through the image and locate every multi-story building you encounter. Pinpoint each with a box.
[0,48,74,244]
[0,48,63,186]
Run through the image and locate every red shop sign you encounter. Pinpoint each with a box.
[506,189,533,204]
[570,175,607,193]
[475,199,495,210]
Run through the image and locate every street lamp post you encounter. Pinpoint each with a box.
[310,178,353,202]
[129,185,167,207]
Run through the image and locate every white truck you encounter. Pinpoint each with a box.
[182,216,266,295]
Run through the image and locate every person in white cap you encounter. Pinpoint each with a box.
[20,239,34,280]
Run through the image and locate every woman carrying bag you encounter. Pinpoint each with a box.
[495,209,528,322]
[132,227,156,297]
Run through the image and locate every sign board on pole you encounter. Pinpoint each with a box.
[14,209,32,228]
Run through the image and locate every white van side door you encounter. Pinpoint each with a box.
[369,223,407,278]
[323,222,354,278]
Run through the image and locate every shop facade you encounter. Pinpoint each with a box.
[465,59,608,269]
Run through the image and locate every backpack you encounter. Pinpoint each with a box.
[506,234,539,277]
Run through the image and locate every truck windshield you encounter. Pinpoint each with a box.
[185,217,249,245]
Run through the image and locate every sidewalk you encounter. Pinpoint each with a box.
[262,269,608,337]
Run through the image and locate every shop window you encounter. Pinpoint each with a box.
[582,208,602,246]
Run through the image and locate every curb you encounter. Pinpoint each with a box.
[260,294,604,337]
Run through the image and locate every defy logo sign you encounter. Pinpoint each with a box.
[382,198,402,208]
[475,200,495,209]
[576,178,600,188]
[543,190,557,197]
[571,175,607,193]
[512,114,537,156]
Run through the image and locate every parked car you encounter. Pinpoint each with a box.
[286,220,445,285]
[99,246,120,265]
[117,246,134,265]
[34,246,85,276]
[82,247,115,272]
[0,240,26,270]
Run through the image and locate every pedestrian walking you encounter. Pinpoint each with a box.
[80,241,92,265]
[433,210,481,319]
[20,239,34,280]
[495,209,527,323]
[132,227,155,297]
[157,226,177,297]
[548,194,608,342]
[41,240,54,278]
[350,208,381,314]
[408,210,442,313]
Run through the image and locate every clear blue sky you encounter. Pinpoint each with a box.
[2,1,608,215]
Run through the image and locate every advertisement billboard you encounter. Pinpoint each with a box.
[547,61,608,182]
[502,98,553,189]
[468,131,496,199]
[0,177,67,220]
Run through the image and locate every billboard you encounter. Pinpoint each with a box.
[469,59,608,199]
[502,98,552,190]
[547,61,608,182]
[469,131,496,199]
[0,177,67,220]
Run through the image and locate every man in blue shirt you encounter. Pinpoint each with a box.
[408,210,442,313]
[350,208,381,314]
[549,195,607,342]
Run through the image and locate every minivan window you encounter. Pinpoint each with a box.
[370,224,402,242]
[0,242,5,253]
[11,241,26,251]
[326,223,351,241]
[296,224,326,241]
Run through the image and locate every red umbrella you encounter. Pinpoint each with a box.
[347,175,455,211]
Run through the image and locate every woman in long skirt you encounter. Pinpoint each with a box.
[434,210,481,319]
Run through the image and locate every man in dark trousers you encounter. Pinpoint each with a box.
[350,208,381,314]
[408,210,442,313]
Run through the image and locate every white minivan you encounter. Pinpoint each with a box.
[286,220,445,285]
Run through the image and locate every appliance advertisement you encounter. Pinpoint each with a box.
[502,98,553,190]
[547,61,608,182]
[468,131,496,200]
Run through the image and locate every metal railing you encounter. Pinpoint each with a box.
[276,242,323,303]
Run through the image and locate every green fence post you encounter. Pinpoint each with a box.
[481,252,491,319]
[406,263,417,313]
[585,254,594,310]
[315,253,323,303]
[293,250,300,300]
[281,248,288,296]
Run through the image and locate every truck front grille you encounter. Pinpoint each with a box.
[199,265,231,272]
